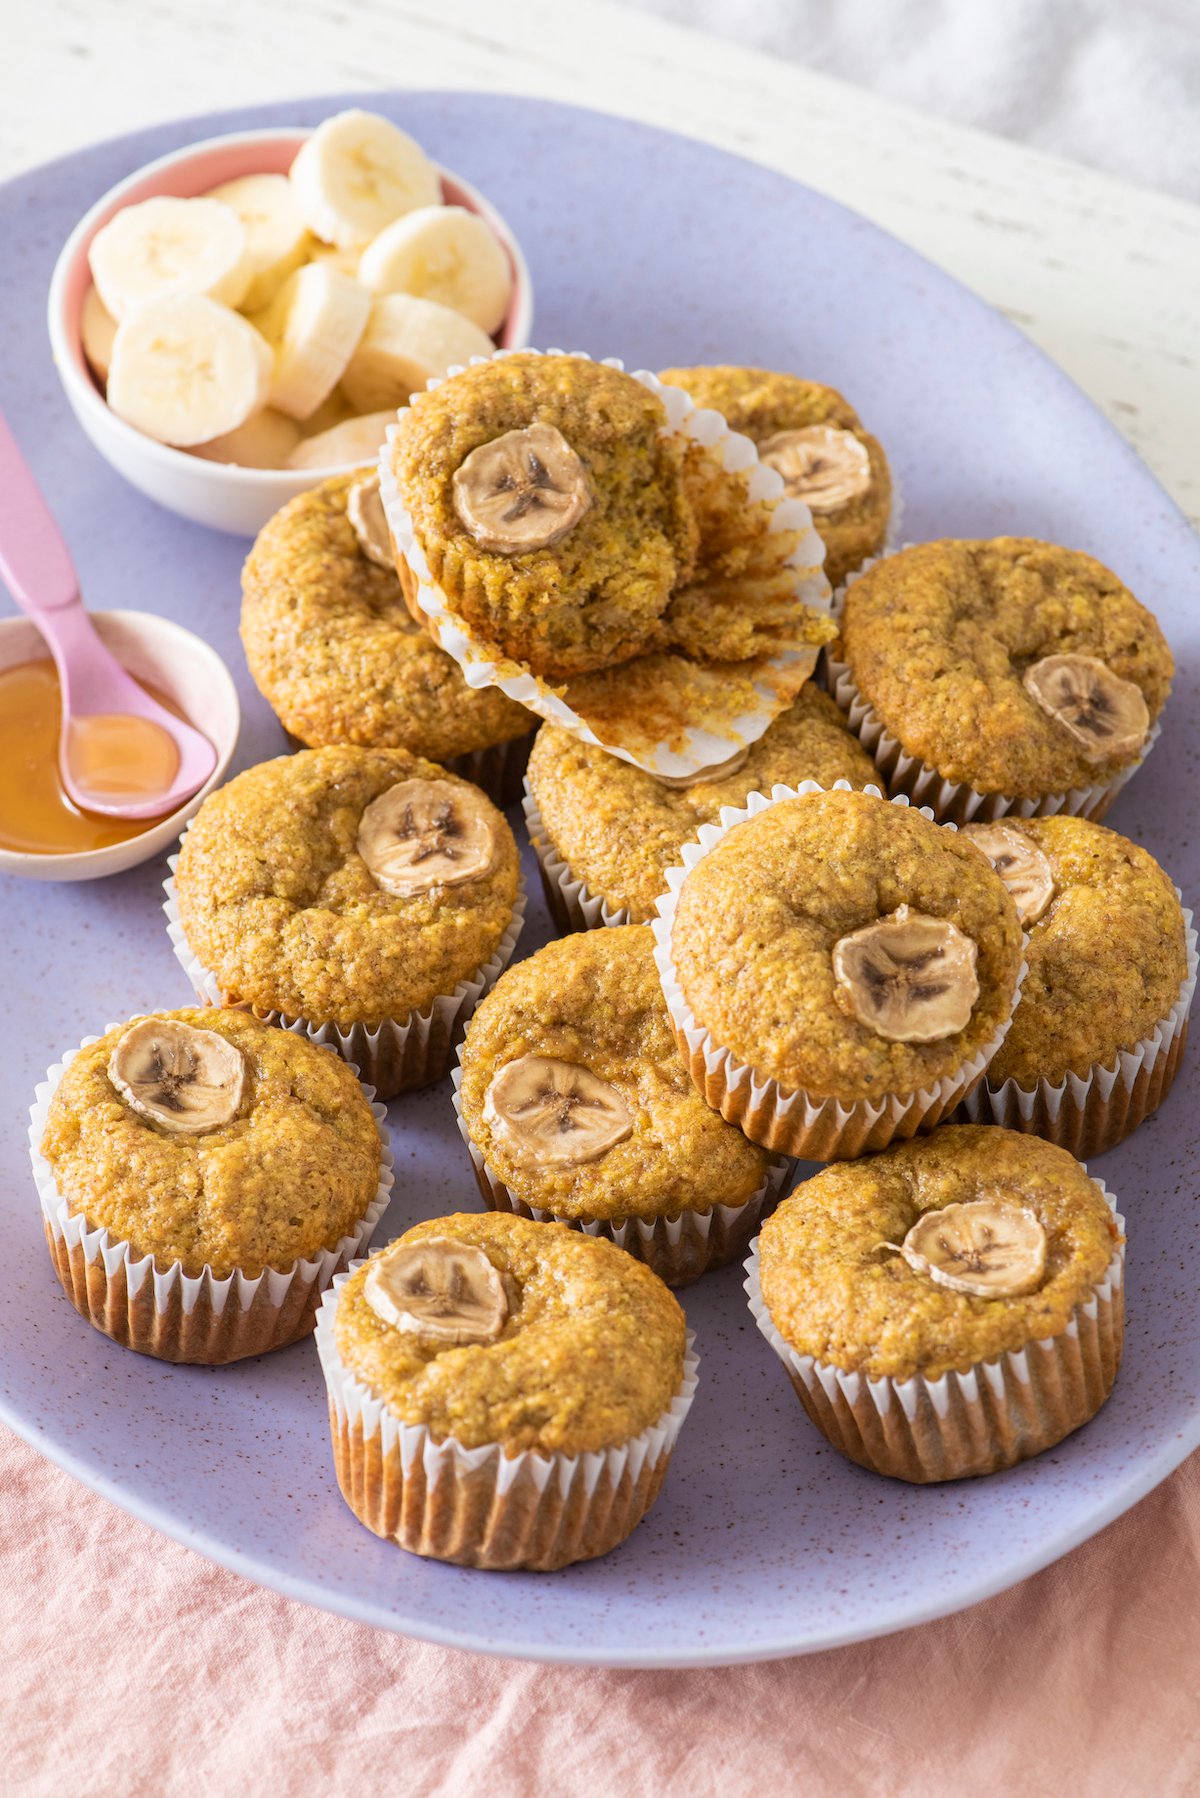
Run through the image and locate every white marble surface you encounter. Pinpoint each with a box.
[4,0,1199,524]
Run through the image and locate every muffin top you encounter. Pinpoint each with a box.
[175,746,521,1026]
[334,1211,687,1454]
[758,1125,1121,1381]
[386,353,699,680]
[527,685,880,922]
[659,364,892,589]
[240,472,531,760]
[966,815,1190,1088]
[460,925,773,1222]
[40,1008,382,1279]
[669,786,1023,1102]
[838,539,1174,798]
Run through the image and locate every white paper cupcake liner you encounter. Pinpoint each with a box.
[163,850,526,1100]
[28,1031,394,1365]
[315,1262,699,1569]
[521,779,632,931]
[651,779,1028,1161]
[960,904,1197,1156]
[449,1053,793,1286]
[744,1173,1125,1483]
[378,347,833,781]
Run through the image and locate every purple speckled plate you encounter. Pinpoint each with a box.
[2,93,1198,1669]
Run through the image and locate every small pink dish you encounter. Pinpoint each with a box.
[47,128,535,538]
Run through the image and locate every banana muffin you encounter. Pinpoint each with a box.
[525,684,880,929]
[656,785,1024,1158]
[241,471,534,804]
[317,1211,696,1569]
[833,539,1174,819]
[659,364,892,588]
[959,815,1193,1153]
[35,1007,386,1362]
[457,925,787,1284]
[170,746,523,1095]
[748,1125,1125,1480]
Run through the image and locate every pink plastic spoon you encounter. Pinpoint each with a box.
[0,410,216,820]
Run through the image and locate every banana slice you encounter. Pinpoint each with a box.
[81,285,117,383]
[832,903,980,1043]
[1023,654,1149,762]
[190,407,302,469]
[107,295,273,448]
[452,424,592,553]
[89,195,252,320]
[364,1237,507,1345]
[289,108,442,249]
[358,204,512,334]
[960,821,1055,926]
[653,747,750,790]
[890,1199,1047,1299]
[346,471,396,567]
[285,410,397,471]
[251,263,371,421]
[307,242,362,278]
[108,1017,245,1134]
[484,1056,634,1168]
[205,173,310,312]
[339,293,494,413]
[758,425,872,513]
[357,777,496,895]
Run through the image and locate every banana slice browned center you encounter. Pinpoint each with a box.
[108,1017,246,1134]
[889,1198,1047,1299]
[832,903,980,1043]
[758,424,872,514]
[1023,654,1149,763]
[484,1055,633,1167]
[364,1237,508,1344]
[960,821,1055,927]
[357,777,496,897]
[451,423,592,553]
[346,469,397,569]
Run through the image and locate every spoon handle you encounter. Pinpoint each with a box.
[0,408,79,615]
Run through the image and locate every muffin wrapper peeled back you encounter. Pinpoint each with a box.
[450,1052,794,1288]
[743,1172,1124,1483]
[960,900,1196,1156]
[378,349,835,781]
[315,1263,700,1571]
[650,781,1028,1162]
[28,1034,393,1366]
[163,852,527,1100]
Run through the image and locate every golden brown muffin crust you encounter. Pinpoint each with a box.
[527,685,880,922]
[838,539,1174,798]
[460,926,772,1220]
[758,1126,1121,1381]
[175,746,520,1026]
[335,1212,687,1454]
[670,787,1023,1102]
[40,1009,381,1279]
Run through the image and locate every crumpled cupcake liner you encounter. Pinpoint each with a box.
[28,1031,393,1365]
[449,1052,793,1287]
[744,1173,1124,1483]
[315,1262,699,1570]
[650,780,1028,1161]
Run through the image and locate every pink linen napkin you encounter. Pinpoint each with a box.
[3,1422,1198,1795]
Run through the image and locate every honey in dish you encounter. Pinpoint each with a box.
[0,658,184,854]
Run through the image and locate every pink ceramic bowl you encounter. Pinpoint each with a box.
[47,128,535,538]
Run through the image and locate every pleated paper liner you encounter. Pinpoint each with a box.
[744,1174,1125,1483]
[378,348,834,781]
[651,780,1028,1161]
[450,1056,793,1287]
[28,1033,394,1366]
[285,727,537,810]
[163,853,526,1100]
[960,904,1197,1157]
[521,780,632,932]
[315,1265,700,1570]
